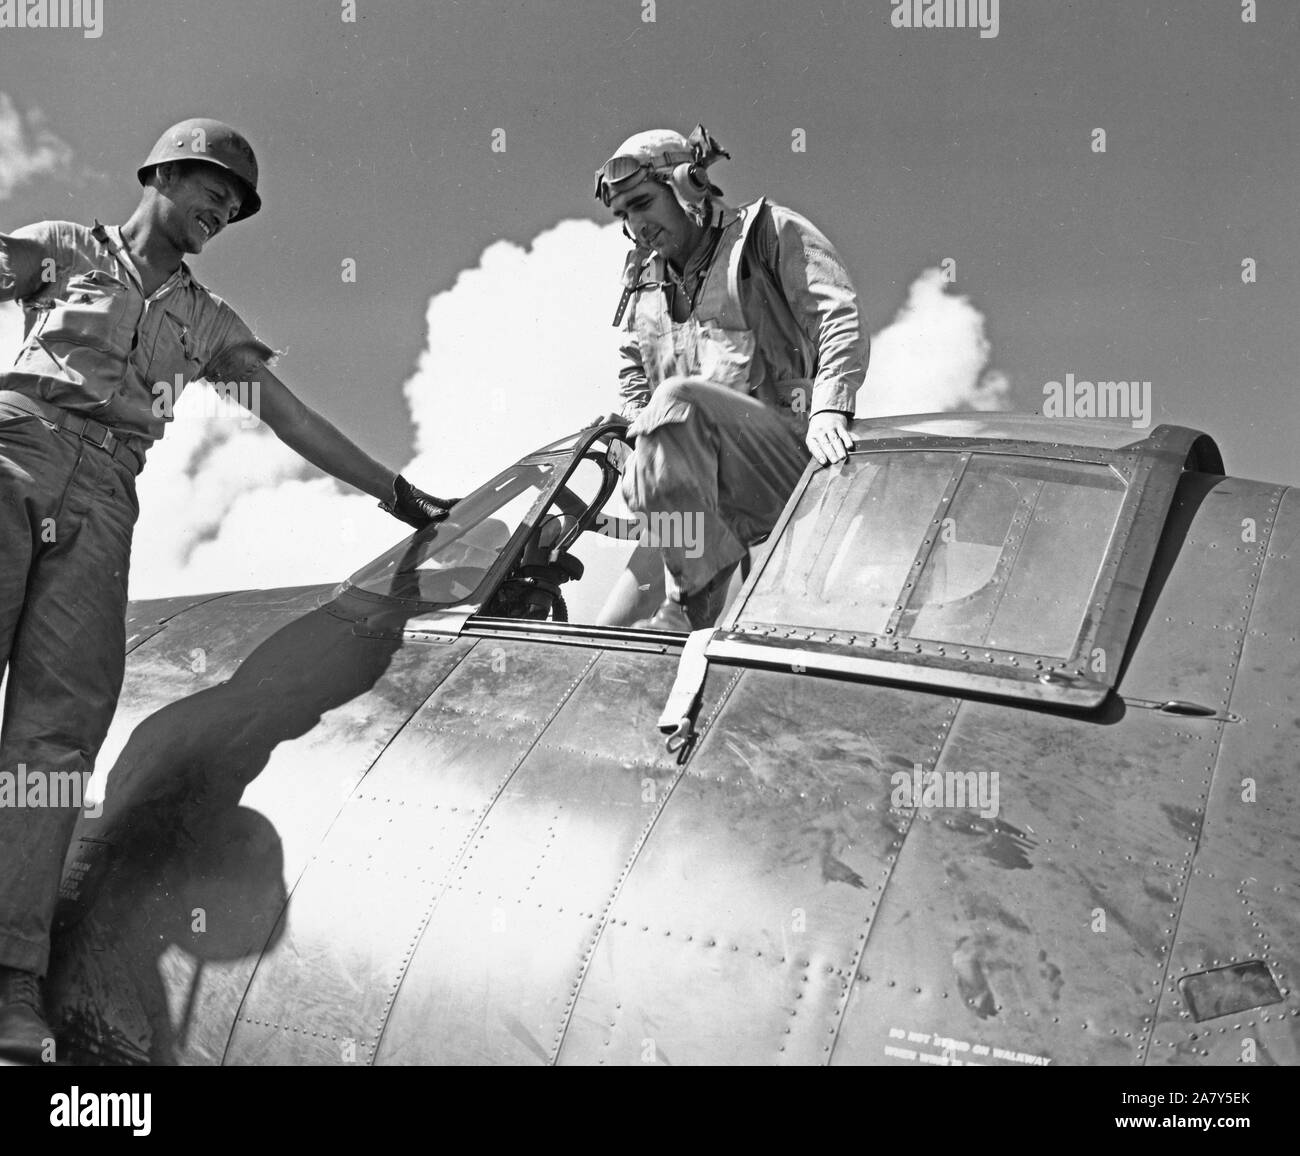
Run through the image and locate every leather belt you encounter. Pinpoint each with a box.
[0,391,145,475]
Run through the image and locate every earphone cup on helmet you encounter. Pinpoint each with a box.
[668,162,710,204]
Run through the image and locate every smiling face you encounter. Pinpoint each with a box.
[152,161,246,254]
[607,178,707,270]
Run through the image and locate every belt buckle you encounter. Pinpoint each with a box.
[84,423,115,451]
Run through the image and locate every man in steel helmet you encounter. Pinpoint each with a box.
[0,118,452,1061]
[593,125,869,631]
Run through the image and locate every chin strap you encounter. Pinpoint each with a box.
[612,244,655,327]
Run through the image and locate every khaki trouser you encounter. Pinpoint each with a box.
[0,403,138,976]
[622,377,810,600]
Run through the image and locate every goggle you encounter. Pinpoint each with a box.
[593,149,692,205]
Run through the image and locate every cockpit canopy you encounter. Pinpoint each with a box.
[742,450,1123,656]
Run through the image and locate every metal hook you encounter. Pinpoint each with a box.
[665,718,696,764]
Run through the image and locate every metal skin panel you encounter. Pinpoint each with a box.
[223,638,600,1065]
[49,587,474,1065]
[557,672,961,1066]
[369,648,736,1066]
[832,701,1216,1067]
[123,591,239,653]
[1121,479,1284,711]
[1149,486,1300,1065]
[49,585,336,1063]
[73,586,334,799]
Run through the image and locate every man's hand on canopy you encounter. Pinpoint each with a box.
[806,411,854,466]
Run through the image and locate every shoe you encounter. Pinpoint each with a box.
[633,598,694,632]
[0,965,54,1064]
[633,561,741,631]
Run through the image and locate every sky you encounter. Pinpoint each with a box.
[1,0,1296,598]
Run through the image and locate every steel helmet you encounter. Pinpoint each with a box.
[137,118,261,222]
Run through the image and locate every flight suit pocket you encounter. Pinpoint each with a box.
[635,303,756,395]
[689,319,755,392]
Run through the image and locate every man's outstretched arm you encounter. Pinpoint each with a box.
[216,346,453,528]
[250,365,395,501]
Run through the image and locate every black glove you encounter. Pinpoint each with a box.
[380,474,457,530]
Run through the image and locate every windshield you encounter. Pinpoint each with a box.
[737,451,1125,660]
[347,459,560,604]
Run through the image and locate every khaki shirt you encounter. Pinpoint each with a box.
[0,220,268,456]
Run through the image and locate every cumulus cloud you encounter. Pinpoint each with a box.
[858,267,1010,416]
[0,218,1010,600]
[0,93,74,200]
[401,218,631,497]
[127,392,395,598]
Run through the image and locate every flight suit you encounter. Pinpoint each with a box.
[617,198,869,599]
[0,219,266,976]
